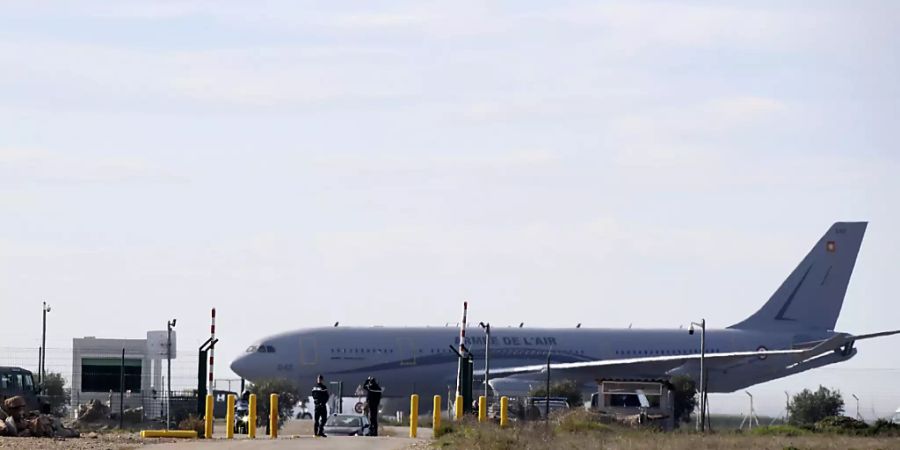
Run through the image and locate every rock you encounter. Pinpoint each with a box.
[76,399,110,423]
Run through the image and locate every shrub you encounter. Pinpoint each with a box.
[529,379,584,407]
[178,414,205,436]
[556,410,612,434]
[814,415,869,434]
[788,386,844,426]
[871,418,900,436]
[749,425,810,437]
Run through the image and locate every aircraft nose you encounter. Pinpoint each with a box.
[230,354,254,379]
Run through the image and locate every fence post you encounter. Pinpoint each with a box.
[204,394,213,439]
[225,394,235,439]
[409,394,419,438]
[500,396,509,428]
[433,395,441,437]
[248,394,257,439]
[269,394,278,439]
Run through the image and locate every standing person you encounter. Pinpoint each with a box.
[363,376,383,436]
[311,375,329,437]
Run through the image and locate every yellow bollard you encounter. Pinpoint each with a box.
[269,394,278,439]
[478,395,487,423]
[204,394,213,439]
[225,394,235,439]
[500,396,509,428]
[455,394,464,421]
[409,394,419,438]
[433,395,441,437]
[248,394,257,439]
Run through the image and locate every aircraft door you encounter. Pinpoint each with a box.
[396,338,416,366]
[299,335,319,366]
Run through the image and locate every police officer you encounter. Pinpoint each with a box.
[362,376,383,436]
[311,375,329,437]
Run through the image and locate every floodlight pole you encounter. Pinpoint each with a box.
[545,347,552,422]
[166,319,176,430]
[41,302,51,385]
[479,322,491,401]
[690,319,706,432]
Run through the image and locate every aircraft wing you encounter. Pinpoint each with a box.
[486,334,854,381]
[486,348,808,380]
[486,330,899,382]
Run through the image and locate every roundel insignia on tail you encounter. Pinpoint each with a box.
[757,346,768,360]
[826,241,836,252]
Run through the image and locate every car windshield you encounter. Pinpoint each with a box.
[326,415,361,427]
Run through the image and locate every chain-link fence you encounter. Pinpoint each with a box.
[0,346,237,424]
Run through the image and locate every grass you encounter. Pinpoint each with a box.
[431,411,900,450]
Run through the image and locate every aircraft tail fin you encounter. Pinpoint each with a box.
[729,222,867,332]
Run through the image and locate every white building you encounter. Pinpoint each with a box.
[71,331,176,419]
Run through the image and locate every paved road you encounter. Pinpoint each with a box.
[143,436,423,450]
[142,422,430,450]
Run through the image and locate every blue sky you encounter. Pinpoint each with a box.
[1,1,898,417]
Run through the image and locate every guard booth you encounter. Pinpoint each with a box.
[589,379,675,430]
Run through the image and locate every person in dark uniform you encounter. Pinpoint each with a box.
[362,376,383,436]
[311,375,329,437]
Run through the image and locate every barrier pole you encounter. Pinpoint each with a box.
[269,394,278,439]
[455,394,464,420]
[204,394,214,439]
[478,395,487,423]
[225,394,235,439]
[500,396,509,427]
[409,394,419,438]
[433,395,441,436]
[248,394,257,439]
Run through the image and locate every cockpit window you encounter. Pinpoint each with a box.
[246,346,258,353]
[265,345,276,353]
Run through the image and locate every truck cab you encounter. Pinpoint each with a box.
[0,367,44,412]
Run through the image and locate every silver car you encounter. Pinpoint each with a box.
[323,414,370,436]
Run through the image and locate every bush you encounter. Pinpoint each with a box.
[870,418,900,436]
[556,410,612,434]
[788,386,844,426]
[529,379,584,407]
[814,415,869,434]
[178,414,205,436]
[749,425,810,436]
[669,375,697,425]
[248,379,301,429]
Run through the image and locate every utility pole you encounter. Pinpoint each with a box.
[689,319,706,432]
[166,318,177,430]
[41,302,51,385]
[545,347,552,422]
[852,394,862,421]
[478,322,491,401]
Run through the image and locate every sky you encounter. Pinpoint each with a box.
[1,0,898,418]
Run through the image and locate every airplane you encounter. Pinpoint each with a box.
[230,222,899,410]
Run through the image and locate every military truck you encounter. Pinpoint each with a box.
[0,367,47,412]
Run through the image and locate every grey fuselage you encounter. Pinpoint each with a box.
[230,325,850,402]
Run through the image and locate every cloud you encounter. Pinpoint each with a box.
[0,148,184,184]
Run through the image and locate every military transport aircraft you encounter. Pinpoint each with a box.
[231,222,899,408]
